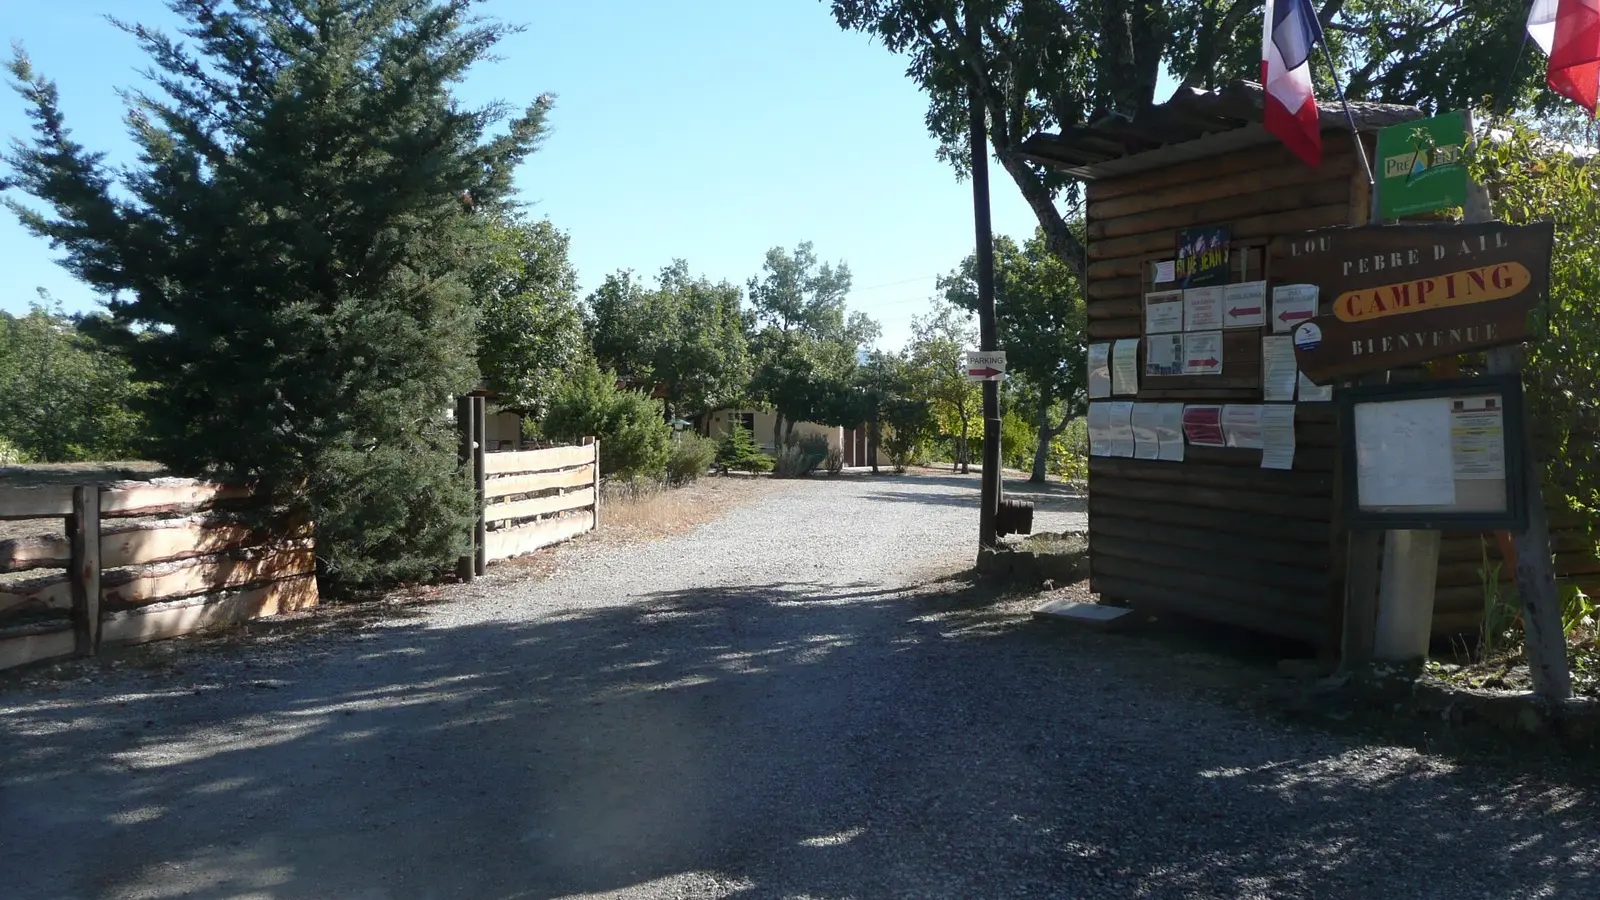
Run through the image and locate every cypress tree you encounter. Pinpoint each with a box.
[2,0,552,590]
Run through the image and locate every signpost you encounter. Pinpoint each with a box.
[1273,221,1555,383]
[965,350,1007,382]
[1376,110,1468,219]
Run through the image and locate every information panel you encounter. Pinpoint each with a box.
[1338,373,1527,530]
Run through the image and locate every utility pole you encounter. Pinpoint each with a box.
[967,2,1001,552]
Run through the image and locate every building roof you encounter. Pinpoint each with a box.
[1017,80,1424,181]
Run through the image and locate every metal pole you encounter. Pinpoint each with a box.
[967,2,1000,551]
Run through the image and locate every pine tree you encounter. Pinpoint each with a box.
[2,0,552,589]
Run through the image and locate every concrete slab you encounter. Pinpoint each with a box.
[1032,599,1134,631]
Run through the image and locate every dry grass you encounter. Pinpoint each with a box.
[596,474,771,542]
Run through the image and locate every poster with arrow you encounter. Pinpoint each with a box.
[1222,281,1267,328]
[964,350,1006,382]
[1182,331,1223,376]
[1271,284,1319,333]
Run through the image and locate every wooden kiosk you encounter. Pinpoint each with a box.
[1020,81,1592,650]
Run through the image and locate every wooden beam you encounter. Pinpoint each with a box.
[1089,202,1351,260]
[484,514,592,562]
[1087,495,1333,544]
[1088,149,1356,219]
[484,487,596,524]
[99,479,255,518]
[0,573,72,618]
[0,485,74,521]
[0,516,288,574]
[1088,179,1351,242]
[99,574,318,647]
[481,443,596,476]
[99,544,316,610]
[1089,456,1333,496]
[0,624,75,672]
[484,465,594,499]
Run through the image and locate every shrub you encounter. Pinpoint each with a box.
[541,361,673,480]
[774,433,829,478]
[666,433,717,485]
[0,435,29,466]
[825,444,844,475]
[715,424,773,473]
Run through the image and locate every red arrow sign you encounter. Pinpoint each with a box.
[1228,306,1262,317]
[1279,309,1313,323]
[967,367,1002,378]
[1187,357,1219,368]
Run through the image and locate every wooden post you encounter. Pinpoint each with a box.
[1460,119,1571,697]
[1341,531,1382,667]
[585,436,600,530]
[69,484,101,656]
[456,395,476,583]
[473,396,488,576]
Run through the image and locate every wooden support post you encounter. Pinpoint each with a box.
[584,436,600,530]
[69,484,102,656]
[1341,530,1382,668]
[456,395,476,583]
[473,395,488,577]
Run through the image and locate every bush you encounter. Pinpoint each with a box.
[1049,417,1089,481]
[774,433,829,478]
[825,444,844,475]
[715,424,773,473]
[666,433,717,485]
[541,360,673,480]
[0,435,29,466]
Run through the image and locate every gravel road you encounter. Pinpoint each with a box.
[3,472,1598,899]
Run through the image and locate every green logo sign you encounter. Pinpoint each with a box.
[1376,110,1468,218]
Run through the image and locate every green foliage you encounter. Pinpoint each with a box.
[880,396,934,473]
[831,1,1555,274]
[904,301,980,470]
[0,434,29,465]
[774,433,830,478]
[666,433,717,486]
[747,242,878,441]
[715,425,773,474]
[471,216,585,419]
[2,0,552,590]
[1049,417,1089,481]
[1468,128,1600,524]
[587,261,751,420]
[825,443,845,475]
[542,360,672,480]
[0,302,148,462]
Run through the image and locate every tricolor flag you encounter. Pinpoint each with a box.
[1262,0,1324,167]
[1528,0,1600,116]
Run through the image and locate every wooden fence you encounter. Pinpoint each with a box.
[456,392,599,579]
[0,478,317,671]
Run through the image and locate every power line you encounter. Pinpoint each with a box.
[850,274,941,293]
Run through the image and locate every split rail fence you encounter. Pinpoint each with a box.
[0,478,317,671]
[456,394,598,580]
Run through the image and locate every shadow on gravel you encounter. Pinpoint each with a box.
[862,473,1087,515]
[3,574,1597,899]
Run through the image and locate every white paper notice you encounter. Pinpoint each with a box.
[1087,342,1112,399]
[1183,331,1224,375]
[1145,332,1184,377]
[1221,404,1265,449]
[1131,403,1161,459]
[1144,290,1185,334]
[1184,286,1225,330]
[1108,401,1136,457]
[1086,402,1113,456]
[1156,402,1185,462]
[1260,404,1297,470]
[1297,372,1333,402]
[1450,395,1506,480]
[1354,397,1456,507]
[1222,281,1267,328]
[1262,335,1297,402]
[1151,259,1176,284]
[1271,284,1319,333]
[1111,339,1140,395]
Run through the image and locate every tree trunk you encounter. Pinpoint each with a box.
[772,413,783,454]
[868,415,880,475]
[1031,395,1071,484]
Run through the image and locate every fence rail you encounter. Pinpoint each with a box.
[0,477,316,671]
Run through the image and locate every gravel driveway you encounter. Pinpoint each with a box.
[3,473,1597,899]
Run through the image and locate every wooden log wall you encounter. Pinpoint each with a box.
[0,478,316,671]
[1085,138,1367,648]
[480,439,600,565]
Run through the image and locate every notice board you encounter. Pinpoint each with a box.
[1338,373,1528,530]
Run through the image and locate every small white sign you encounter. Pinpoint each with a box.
[1272,284,1319,333]
[964,350,1007,381]
[1184,286,1225,330]
[1182,331,1224,375]
[1222,281,1267,328]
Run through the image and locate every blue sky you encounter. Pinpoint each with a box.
[1,1,1159,349]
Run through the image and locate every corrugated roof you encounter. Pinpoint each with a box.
[1018,80,1424,180]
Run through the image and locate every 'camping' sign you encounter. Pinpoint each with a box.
[1269,222,1554,383]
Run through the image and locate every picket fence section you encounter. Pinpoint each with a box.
[0,478,317,671]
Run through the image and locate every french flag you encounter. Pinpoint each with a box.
[1262,0,1324,167]
[1528,0,1600,116]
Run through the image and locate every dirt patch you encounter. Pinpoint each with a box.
[0,461,168,543]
